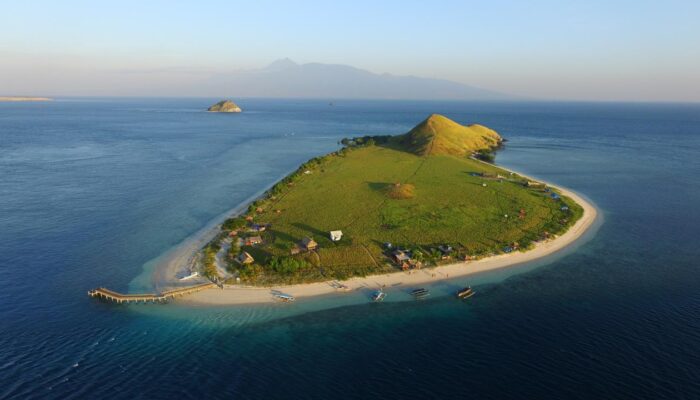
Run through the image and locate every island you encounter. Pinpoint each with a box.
[207,100,242,113]
[0,96,52,102]
[149,114,596,305]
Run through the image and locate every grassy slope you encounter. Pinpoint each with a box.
[234,144,583,284]
[400,114,502,156]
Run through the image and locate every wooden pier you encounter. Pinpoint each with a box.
[88,282,217,304]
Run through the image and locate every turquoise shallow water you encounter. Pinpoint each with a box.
[1,99,699,399]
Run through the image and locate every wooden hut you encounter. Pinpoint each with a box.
[301,237,318,251]
[236,251,254,265]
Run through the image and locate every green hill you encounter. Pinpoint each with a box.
[201,114,582,285]
[399,114,502,156]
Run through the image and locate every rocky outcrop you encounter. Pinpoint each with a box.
[207,100,242,113]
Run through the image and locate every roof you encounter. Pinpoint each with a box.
[301,237,317,247]
[330,230,343,236]
[237,251,254,263]
[247,236,263,243]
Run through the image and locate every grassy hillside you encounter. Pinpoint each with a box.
[398,114,502,156]
[204,116,583,285]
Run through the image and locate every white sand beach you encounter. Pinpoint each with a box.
[153,168,599,306]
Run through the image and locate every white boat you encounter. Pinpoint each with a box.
[372,290,386,302]
[273,293,295,302]
[178,271,199,281]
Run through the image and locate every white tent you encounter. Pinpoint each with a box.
[329,230,343,241]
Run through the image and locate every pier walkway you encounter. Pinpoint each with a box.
[88,282,217,304]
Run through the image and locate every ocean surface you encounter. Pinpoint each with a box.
[1,98,699,399]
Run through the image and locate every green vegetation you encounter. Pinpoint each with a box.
[207,114,583,285]
[399,114,502,156]
[202,240,221,281]
[207,100,242,113]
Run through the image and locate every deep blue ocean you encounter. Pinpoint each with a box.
[1,98,699,399]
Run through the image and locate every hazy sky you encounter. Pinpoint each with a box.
[2,0,699,101]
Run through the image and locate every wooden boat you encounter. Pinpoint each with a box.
[411,288,430,299]
[273,293,295,302]
[331,280,351,291]
[178,271,199,281]
[457,286,475,299]
[372,290,386,302]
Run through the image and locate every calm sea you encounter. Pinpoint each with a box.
[1,99,699,399]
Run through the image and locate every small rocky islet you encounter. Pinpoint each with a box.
[207,100,242,113]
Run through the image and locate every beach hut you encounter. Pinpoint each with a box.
[392,250,410,264]
[438,245,453,256]
[301,237,318,251]
[249,223,267,232]
[236,251,254,265]
[246,236,263,246]
[525,180,546,188]
[329,230,343,241]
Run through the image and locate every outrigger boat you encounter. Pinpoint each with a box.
[372,290,386,302]
[178,270,199,281]
[411,288,430,299]
[273,293,295,302]
[331,280,351,291]
[456,286,475,299]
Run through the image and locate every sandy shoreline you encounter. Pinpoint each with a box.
[153,164,599,306]
[0,96,52,102]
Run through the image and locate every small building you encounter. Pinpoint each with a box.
[560,206,569,211]
[237,251,254,265]
[329,230,343,241]
[392,250,410,264]
[301,237,318,251]
[525,180,547,188]
[438,245,453,255]
[246,236,263,246]
[249,223,267,232]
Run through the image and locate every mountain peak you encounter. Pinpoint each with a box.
[264,58,299,71]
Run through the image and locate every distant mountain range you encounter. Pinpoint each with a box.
[207,59,509,100]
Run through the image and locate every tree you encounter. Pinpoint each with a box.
[222,217,247,231]
[412,249,424,262]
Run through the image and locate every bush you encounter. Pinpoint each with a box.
[268,256,308,275]
[222,217,247,231]
[475,150,496,163]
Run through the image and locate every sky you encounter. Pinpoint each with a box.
[2,0,699,101]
